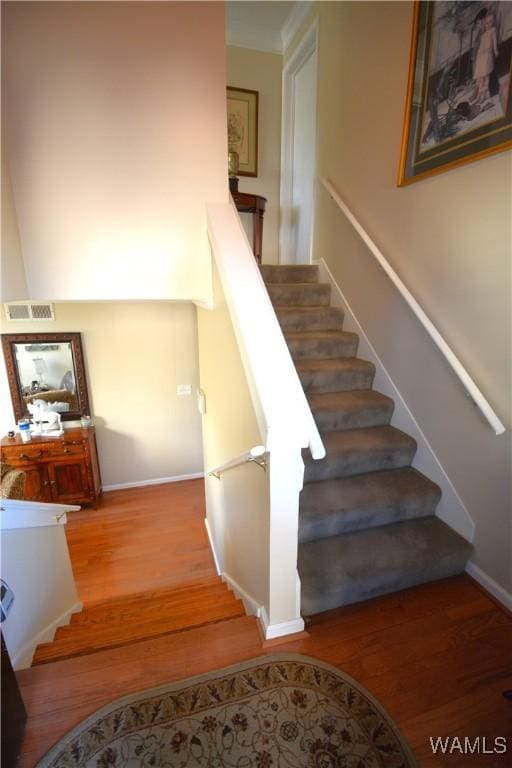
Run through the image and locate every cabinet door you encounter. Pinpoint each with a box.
[20,464,52,502]
[47,459,90,503]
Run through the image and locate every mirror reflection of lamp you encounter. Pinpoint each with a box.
[32,357,47,390]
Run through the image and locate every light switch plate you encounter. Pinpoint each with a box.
[177,384,192,396]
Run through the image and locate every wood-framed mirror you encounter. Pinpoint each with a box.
[1,332,91,423]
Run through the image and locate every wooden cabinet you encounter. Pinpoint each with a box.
[1,428,102,507]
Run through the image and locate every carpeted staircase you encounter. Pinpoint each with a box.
[261,264,473,616]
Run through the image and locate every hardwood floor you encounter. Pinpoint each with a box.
[66,479,216,602]
[16,481,512,767]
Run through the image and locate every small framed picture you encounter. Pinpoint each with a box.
[227,86,259,177]
[398,1,512,185]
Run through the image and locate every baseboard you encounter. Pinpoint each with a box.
[204,518,222,576]
[11,601,83,670]
[103,473,204,492]
[318,258,475,543]
[259,607,305,640]
[221,572,262,618]
[466,562,512,611]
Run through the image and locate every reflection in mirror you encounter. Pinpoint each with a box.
[14,342,78,413]
[1,332,90,423]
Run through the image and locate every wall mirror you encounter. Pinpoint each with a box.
[1,332,90,423]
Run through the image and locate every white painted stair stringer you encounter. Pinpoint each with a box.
[316,258,474,543]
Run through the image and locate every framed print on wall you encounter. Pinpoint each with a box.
[227,86,259,177]
[398,1,512,185]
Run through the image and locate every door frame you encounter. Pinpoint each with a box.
[279,18,319,265]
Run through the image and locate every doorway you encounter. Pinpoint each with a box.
[280,21,318,265]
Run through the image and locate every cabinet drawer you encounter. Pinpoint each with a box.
[3,445,48,465]
[47,443,85,459]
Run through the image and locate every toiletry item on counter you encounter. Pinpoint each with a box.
[18,419,31,443]
[81,414,93,428]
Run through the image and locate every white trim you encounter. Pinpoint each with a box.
[11,601,83,670]
[281,1,315,52]
[103,473,204,492]
[279,18,319,265]
[260,609,305,641]
[466,562,512,611]
[226,20,282,55]
[1,498,80,530]
[320,177,506,436]
[221,572,261,619]
[318,258,475,542]
[204,518,221,576]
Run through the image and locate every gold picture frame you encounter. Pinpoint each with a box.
[398,1,512,186]
[227,86,259,177]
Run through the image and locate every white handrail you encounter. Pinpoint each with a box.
[320,176,506,436]
[208,445,267,479]
[206,200,325,458]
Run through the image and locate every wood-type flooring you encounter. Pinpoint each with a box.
[15,480,512,767]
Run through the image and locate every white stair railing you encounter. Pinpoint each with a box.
[320,176,505,436]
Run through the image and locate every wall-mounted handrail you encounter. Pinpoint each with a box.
[209,445,267,479]
[319,176,506,436]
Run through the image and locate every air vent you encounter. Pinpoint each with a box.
[4,302,55,321]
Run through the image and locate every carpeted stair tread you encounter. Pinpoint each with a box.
[308,390,394,431]
[32,581,245,665]
[275,306,345,332]
[260,264,319,283]
[299,467,442,541]
[286,330,359,360]
[299,517,473,614]
[266,282,331,307]
[296,357,376,393]
[261,259,472,614]
[304,426,417,482]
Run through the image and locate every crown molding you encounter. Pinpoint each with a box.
[226,19,283,55]
[281,1,314,52]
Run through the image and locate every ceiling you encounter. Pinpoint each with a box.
[226,1,311,54]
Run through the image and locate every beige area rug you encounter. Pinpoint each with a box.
[36,654,416,767]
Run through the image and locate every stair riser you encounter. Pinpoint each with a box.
[267,284,331,307]
[304,442,416,482]
[311,402,394,432]
[261,265,319,284]
[299,495,440,542]
[288,336,358,360]
[300,557,469,615]
[298,367,375,393]
[276,309,344,332]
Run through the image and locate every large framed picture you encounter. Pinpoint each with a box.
[398,1,512,185]
[227,86,259,177]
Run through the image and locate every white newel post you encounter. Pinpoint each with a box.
[265,444,306,639]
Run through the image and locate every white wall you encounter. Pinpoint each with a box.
[1,151,27,301]
[1,507,80,669]
[2,1,228,301]
[198,260,270,615]
[0,302,204,488]
[227,46,282,264]
[287,2,512,593]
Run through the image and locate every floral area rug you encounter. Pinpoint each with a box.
[36,653,416,767]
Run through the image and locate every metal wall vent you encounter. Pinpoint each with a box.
[4,302,55,321]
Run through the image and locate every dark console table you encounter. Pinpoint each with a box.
[232,191,267,263]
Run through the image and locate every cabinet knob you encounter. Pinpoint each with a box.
[19,451,42,460]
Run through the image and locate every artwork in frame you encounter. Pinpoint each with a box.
[398,1,512,185]
[227,87,259,177]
